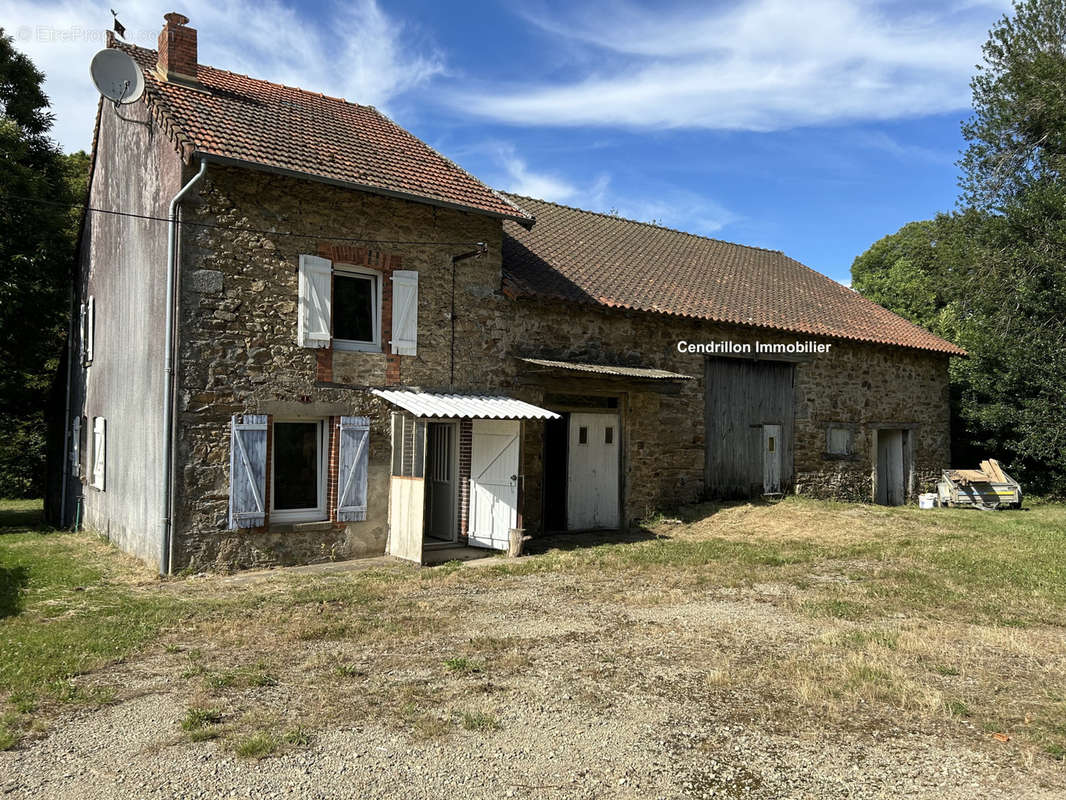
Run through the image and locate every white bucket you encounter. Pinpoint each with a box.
[918,493,937,509]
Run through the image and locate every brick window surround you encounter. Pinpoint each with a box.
[317,245,403,385]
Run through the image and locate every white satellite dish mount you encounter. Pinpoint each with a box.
[90,46,150,131]
[90,47,145,107]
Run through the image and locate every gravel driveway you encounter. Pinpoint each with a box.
[4,564,1064,799]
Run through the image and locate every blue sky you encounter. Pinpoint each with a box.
[3,0,1012,283]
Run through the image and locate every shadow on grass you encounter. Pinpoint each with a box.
[0,565,29,618]
[0,500,44,531]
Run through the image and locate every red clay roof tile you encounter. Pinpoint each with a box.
[501,195,964,356]
[113,41,532,225]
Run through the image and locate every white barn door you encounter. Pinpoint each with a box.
[469,420,520,550]
[567,413,620,530]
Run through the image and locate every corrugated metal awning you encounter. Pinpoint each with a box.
[372,389,560,420]
[518,357,694,381]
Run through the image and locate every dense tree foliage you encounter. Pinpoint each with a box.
[960,0,1066,209]
[853,0,1066,496]
[0,30,86,497]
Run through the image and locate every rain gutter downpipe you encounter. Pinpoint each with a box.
[161,158,207,575]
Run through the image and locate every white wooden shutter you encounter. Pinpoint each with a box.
[298,255,332,348]
[228,414,268,529]
[85,296,95,364]
[92,417,106,490]
[390,270,418,356]
[336,416,370,522]
[71,416,81,473]
[78,302,87,364]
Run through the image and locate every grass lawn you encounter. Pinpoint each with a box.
[1,496,1065,763]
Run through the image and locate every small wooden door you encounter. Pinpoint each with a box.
[763,424,782,494]
[469,420,520,550]
[876,429,905,506]
[567,413,620,530]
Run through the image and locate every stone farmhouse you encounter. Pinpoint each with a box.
[56,14,965,572]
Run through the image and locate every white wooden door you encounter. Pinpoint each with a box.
[763,424,782,494]
[567,413,620,530]
[469,420,520,550]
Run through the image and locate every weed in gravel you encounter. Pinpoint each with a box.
[233,731,278,759]
[460,711,499,731]
[246,669,278,688]
[283,727,312,747]
[444,657,481,674]
[204,671,238,690]
[181,707,223,732]
[334,663,363,677]
[946,699,971,718]
[0,713,19,750]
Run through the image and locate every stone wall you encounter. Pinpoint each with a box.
[503,297,951,526]
[172,166,951,570]
[173,167,508,570]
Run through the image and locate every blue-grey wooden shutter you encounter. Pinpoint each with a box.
[336,416,370,522]
[228,414,268,529]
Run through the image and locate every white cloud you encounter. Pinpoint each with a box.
[452,0,999,131]
[0,0,443,152]
[489,142,585,202]
[484,140,737,236]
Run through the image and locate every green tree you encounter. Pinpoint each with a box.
[0,30,84,497]
[960,0,1066,209]
[853,0,1066,496]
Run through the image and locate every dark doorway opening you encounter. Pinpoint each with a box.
[542,413,569,532]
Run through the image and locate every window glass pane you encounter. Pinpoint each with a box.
[274,422,319,510]
[334,274,374,342]
[605,426,614,444]
[578,426,588,445]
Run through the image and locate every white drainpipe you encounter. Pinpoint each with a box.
[161,159,208,575]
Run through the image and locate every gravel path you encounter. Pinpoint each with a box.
[3,570,1063,799]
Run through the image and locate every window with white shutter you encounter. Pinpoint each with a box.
[297,255,332,348]
[70,416,81,475]
[78,302,87,365]
[85,296,95,365]
[92,417,106,490]
[336,416,370,522]
[333,265,382,352]
[390,270,418,356]
[229,414,268,529]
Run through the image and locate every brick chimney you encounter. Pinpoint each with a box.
[157,12,197,82]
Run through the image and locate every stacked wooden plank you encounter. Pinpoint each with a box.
[938,459,1022,509]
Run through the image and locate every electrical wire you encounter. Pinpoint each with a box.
[0,192,488,247]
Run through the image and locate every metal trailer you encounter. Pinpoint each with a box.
[937,459,1022,509]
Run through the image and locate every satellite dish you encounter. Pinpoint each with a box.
[89,48,144,105]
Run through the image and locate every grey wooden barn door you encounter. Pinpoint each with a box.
[705,359,794,498]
